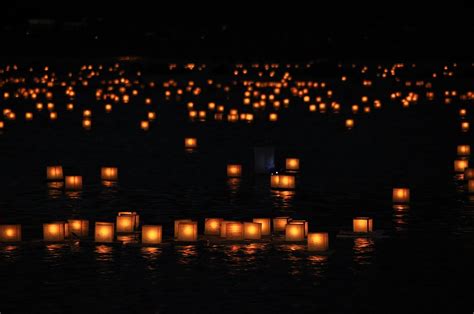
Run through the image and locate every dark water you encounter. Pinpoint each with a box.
[0,61,473,313]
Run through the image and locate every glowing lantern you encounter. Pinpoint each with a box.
[457,145,470,157]
[148,112,156,120]
[307,232,329,252]
[465,168,474,180]
[65,176,82,190]
[36,103,44,111]
[174,219,192,238]
[0,225,21,242]
[95,222,114,243]
[309,104,317,112]
[25,112,33,120]
[116,212,139,233]
[0,121,3,129]
[82,119,91,130]
[47,166,63,181]
[225,222,243,240]
[105,104,112,112]
[392,188,410,204]
[462,122,469,132]
[243,222,262,240]
[220,221,239,237]
[273,217,290,232]
[345,119,354,129]
[285,158,300,172]
[285,224,305,241]
[83,110,92,118]
[353,217,373,233]
[290,220,308,236]
[185,138,197,150]
[67,103,74,111]
[253,218,271,235]
[269,113,278,122]
[101,167,118,181]
[270,174,296,190]
[176,221,198,242]
[455,160,469,173]
[67,219,89,237]
[50,112,57,120]
[43,222,65,241]
[468,180,474,193]
[142,225,162,244]
[204,218,223,235]
[227,164,242,177]
[140,121,149,131]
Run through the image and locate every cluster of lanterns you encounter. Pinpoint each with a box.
[46,166,118,189]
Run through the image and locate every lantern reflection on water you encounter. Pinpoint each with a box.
[65,176,82,190]
[101,167,118,181]
[47,166,63,181]
[285,223,305,241]
[307,232,329,252]
[0,225,21,242]
[43,222,66,241]
[95,222,114,243]
[204,218,223,235]
[68,219,89,237]
[468,180,474,193]
[177,221,198,242]
[353,217,373,233]
[392,188,410,204]
[243,222,262,240]
[142,225,162,244]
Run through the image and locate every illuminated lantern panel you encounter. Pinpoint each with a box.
[457,145,471,157]
[461,122,469,132]
[184,138,197,150]
[392,188,410,204]
[68,219,89,237]
[95,222,115,243]
[220,221,239,238]
[225,222,243,240]
[227,164,242,177]
[468,180,474,194]
[177,221,198,242]
[285,158,300,172]
[204,218,223,236]
[174,219,192,238]
[290,220,308,236]
[47,166,63,181]
[243,222,262,240]
[0,224,21,242]
[65,176,83,190]
[43,222,65,241]
[142,225,162,244]
[270,175,296,190]
[465,168,474,180]
[273,217,290,233]
[117,212,139,233]
[253,218,271,235]
[101,167,118,181]
[454,160,469,173]
[285,224,305,241]
[353,217,373,233]
[307,232,329,252]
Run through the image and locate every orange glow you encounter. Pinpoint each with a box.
[285,158,300,172]
[462,121,469,132]
[273,217,290,232]
[184,137,197,149]
[177,221,198,241]
[43,222,65,241]
[205,218,223,235]
[285,224,305,241]
[0,225,21,242]
[142,225,162,244]
[392,188,410,204]
[101,167,118,181]
[457,145,470,157]
[82,119,92,129]
[253,218,271,235]
[271,174,296,190]
[225,222,243,240]
[25,112,33,120]
[455,159,469,173]
[227,164,242,177]
[65,176,82,190]
[307,232,329,252]
[47,166,63,181]
[243,222,262,240]
[345,119,355,129]
[95,222,114,243]
[353,217,373,233]
[68,219,89,237]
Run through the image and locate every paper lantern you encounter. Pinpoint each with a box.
[269,113,278,121]
[25,112,33,120]
[462,121,469,132]
[47,166,63,181]
[285,224,305,241]
[273,217,290,232]
[253,218,271,235]
[185,138,197,150]
[290,220,308,236]
[307,232,329,252]
[243,222,262,240]
[148,112,156,120]
[65,176,82,190]
[225,222,243,240]
[465,168,474,180]
[455,160,469,173]
[285,158,300,172]
[101,167,118,181]
[0,121,3,129]
[270,174,296,190]
[177,221,198,241]
[140,121,149,131]
[116,212,139,233]
[220,221,239,238]
[95,222,114,243]
[345,119,354,129]
[67,103,74,111]
[174,219,192,238]
[457,145,470,157]
[68,219,89,237]
[142,225,162,244]
[43,222,65,241]
[82,119,91,130]
[0,225,21,242]
[83,110,92,118]
[468,180,474,193]
[204,218,223,235]
[105,104,112,112]
[392,188,410,204]
[227,164,242,177]
[353,217,373,233]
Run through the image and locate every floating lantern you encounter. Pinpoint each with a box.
[176,221,198,241]
[50,112,57,120]
[227,164,242,177]
[105,104,112,112]
[142,225,162,244]
[140,121,149,131]
[225,222,243,240]
[290,220,308,236]
[95,222,114,243]
[47,166,63,181]
[285,158,300,172]
[220,221,239,238]
[253,218,271,235]
[43,222,65,241]
[307,232,329,252]
[309,104,317,112]
[455,159,469,173]
[345,119,354,129]
[457,145,470,157]
[148,112,156,120]
[67,103,74,111]
[67,219,89,237]
[468,180,474,193]
[273,217,290,232]
[82,119,91,130]
[116,212,139,233]
[36,103,44,111]
[25,112,33,120]
[269,113,278,122]
[270,174,296,190]
[0,121,3,129]
[204,218,223,235]
[392,188,410,204]
[185,137,197,150]
[243,222,262,240]
[285,224,305,241]
[465,168,474,180]
[83,110,92,118]
[101,167,118,181]
[65,176,82,190]
[174,219,192,238]
[353,217,373,233]
[462,121,469,132]
[0,225,21,242]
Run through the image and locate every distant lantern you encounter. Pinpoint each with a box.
[148,112,156,120]
[227,164,242,177]
[0,121,3,129]
[285,158,300,172]
[43,222,65,241]
[345,119,355,129]
[0,225,21,242]
[462,121,469,132]
[468,180,474,194]
[465,168,474,180]
[225,222,244,240]
[25,112,33,120]
[392,188,410,204]
[353,217,373,233]
[307,232,329,252]
[177,221,198,242]
[50,112,57,120]
[116,212,139,233]
[82,119,92,130]
[68,219,89,237]
[455,159,469,173]
[105,104,112,112]
[253,218,271,235]
[457,145,470,157]
[269,113,278,122]
[220,221,240,238]
[243,222,262,240]
[47,166,63,181]
[290,220,308,236]
[101,167,118,181]
[142,225,162,244]
[67,103,74,111]
[273,217,290,233]
[174,219,192,238]
[83,110,92,118]
[140,121,149,131]
[309,104,317,112]
[285,224,305,241]
[65,176,82,190]
[36,103,44,111]
[185,137,197,150]
[95,222,114,243]
[204,218,223,235]
[270,174,296,190]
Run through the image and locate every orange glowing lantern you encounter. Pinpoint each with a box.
[227,164,242,177]
[225,222,244,240]
[105,104,112,112]
[95,222,114,243]
[185,137,197,150]
[468,180,474,193]
[345,119,355,129]
[253,218,271,235]
[50,112,57,120]
[140,121,149,131]
[455,159,469,173]
[285,158,300,172]
[205,218,223,235]
[67,219,89,237]
[392,188,410,204]
[142,225,162,244]
[353,217,373,233]
[307,232,329,252]
[148,112,156,120]
[457,145,470,157]
[83,110,92,118]
[47,166,63,181]
[465,168,474,180]
[43,222,65,241]
[220,221,239,238]
[25,112,33,120]
[65,176,82,190]
[273,217,290,233]
[270,174,296,190]
[177,221,198,242]
[462,121,469,132]
[67,103,74,111]
[0,225,21,242]
[269,113,278,122]
[116,212,139,233]
[101,167,118,181]
[285,224,305,241]
[290,220,308,236]
[82,119,91,130]
[174,219,192,238]
[243,222,262,240]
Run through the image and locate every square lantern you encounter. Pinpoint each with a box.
[184,138,197,150]
[457,145,470,157]
[253,218,271,235]
[270,174,296,190]
[393,188,410,204]
[307,232,329,252]
[465,168,474,180]
[243,222,262,240]
[285,158,300,172]
[273,217,290,233]
[174,219,192,238]
[68,219,89,237]
[220,221,240,238]
[47,166,63,181]
[204,218,223,236]
[101,167,118,181]
[142,225,162,244]
[455,160,469,173]
[95,222,114,243]
[468,180,474,194]
[225,222,243,240]
[227,164,242,178]
[0,224,21,242]
[65,176,82,190]
[43,222,65,241]
[116,212,139,233]
[285,224,305,241]
[176,221,198,242]
[353,217,373,233]
[290,220,308,236]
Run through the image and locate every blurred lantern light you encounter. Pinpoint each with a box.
[253,218,271,235]
[353,217,373,233]
[270,174,296,190]
[177,221,198,241]
[225,222,244,240]
[273,217,290,233]
[457,145,470,157]
[0,225,21,242]
[174,220,192,238]
[95,222,114,243]
[307,232,329,252]
[285,224,305,241]
[392,188,410,204]
[47,166,63,181]
[43,222,65,241]
[455,159,469,173]
[204,218,223,236]
[185,137,197,150]
[243,222,262,240]
[142,225,162,244]
[285,158,300,172]
[227,164,242,178]
[65,176,82,190]
[68,219,89,237]
[101,167,118,181]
